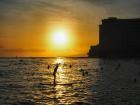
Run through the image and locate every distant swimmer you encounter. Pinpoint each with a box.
[100,67,103,70]
[116,63,121,70]
[69,64,72,68]
[134,78,137,83]
[79,68,88,76]
[118,63,121,67]
[138,72,140,75]
[47,64,50,69]
[53,64,59,85]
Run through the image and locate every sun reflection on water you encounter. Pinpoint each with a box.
[54,58,64,64]
[0,58,101,105]
[35,58,99,104]
[52,58,72,104]
[54,58,68,84]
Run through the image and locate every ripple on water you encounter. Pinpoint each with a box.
[1,58,140,105]
[11,100,35,105]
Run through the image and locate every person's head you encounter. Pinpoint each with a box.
[56,63,59,66]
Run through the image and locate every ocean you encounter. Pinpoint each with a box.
[0,58,140,105]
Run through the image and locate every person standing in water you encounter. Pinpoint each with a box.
[53,64,59,85]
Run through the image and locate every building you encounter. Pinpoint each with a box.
[88,17,140,58]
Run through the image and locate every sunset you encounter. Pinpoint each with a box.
[0,0,140,105]
[1,0,139,57]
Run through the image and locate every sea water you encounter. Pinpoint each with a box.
[0,58,140,105]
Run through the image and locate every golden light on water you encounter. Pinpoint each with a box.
[54,58,68,83]
[36,58,98,104]
[55,58,64,64]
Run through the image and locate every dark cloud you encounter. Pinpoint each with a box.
[81,0,140,11]
[0,0,68,13]
[106,0,140,18]
[0,0,69,23]
[35,1,68,11]
[0,0,19,4]
[81,0,140,18]
[82,0,117,5]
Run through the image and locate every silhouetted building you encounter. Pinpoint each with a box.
[88,17,140,58]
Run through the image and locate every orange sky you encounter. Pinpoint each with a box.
[0,0,140,57]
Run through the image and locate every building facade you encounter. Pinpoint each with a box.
[88,17,140,57]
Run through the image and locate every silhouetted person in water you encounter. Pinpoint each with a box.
[69,64,72,68]
[116,63,121,70]
[53,64,59,85]
[134,78,137,83]
[47,64,50,69]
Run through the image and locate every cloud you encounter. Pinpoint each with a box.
[0,0,140,56]
[0,48,46,52]
[77,0,140,17]
[0,46,4,49]
[0,0,68,14]
[0,31,9,37]
[0,0,69,23]
[81,0,117,5]
[1,0,140,24]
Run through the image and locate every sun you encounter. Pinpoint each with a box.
[50,27,70,48]
[46,24,75,54]
[52,29,68,45]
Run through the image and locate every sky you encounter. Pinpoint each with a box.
[0,0,140,57]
